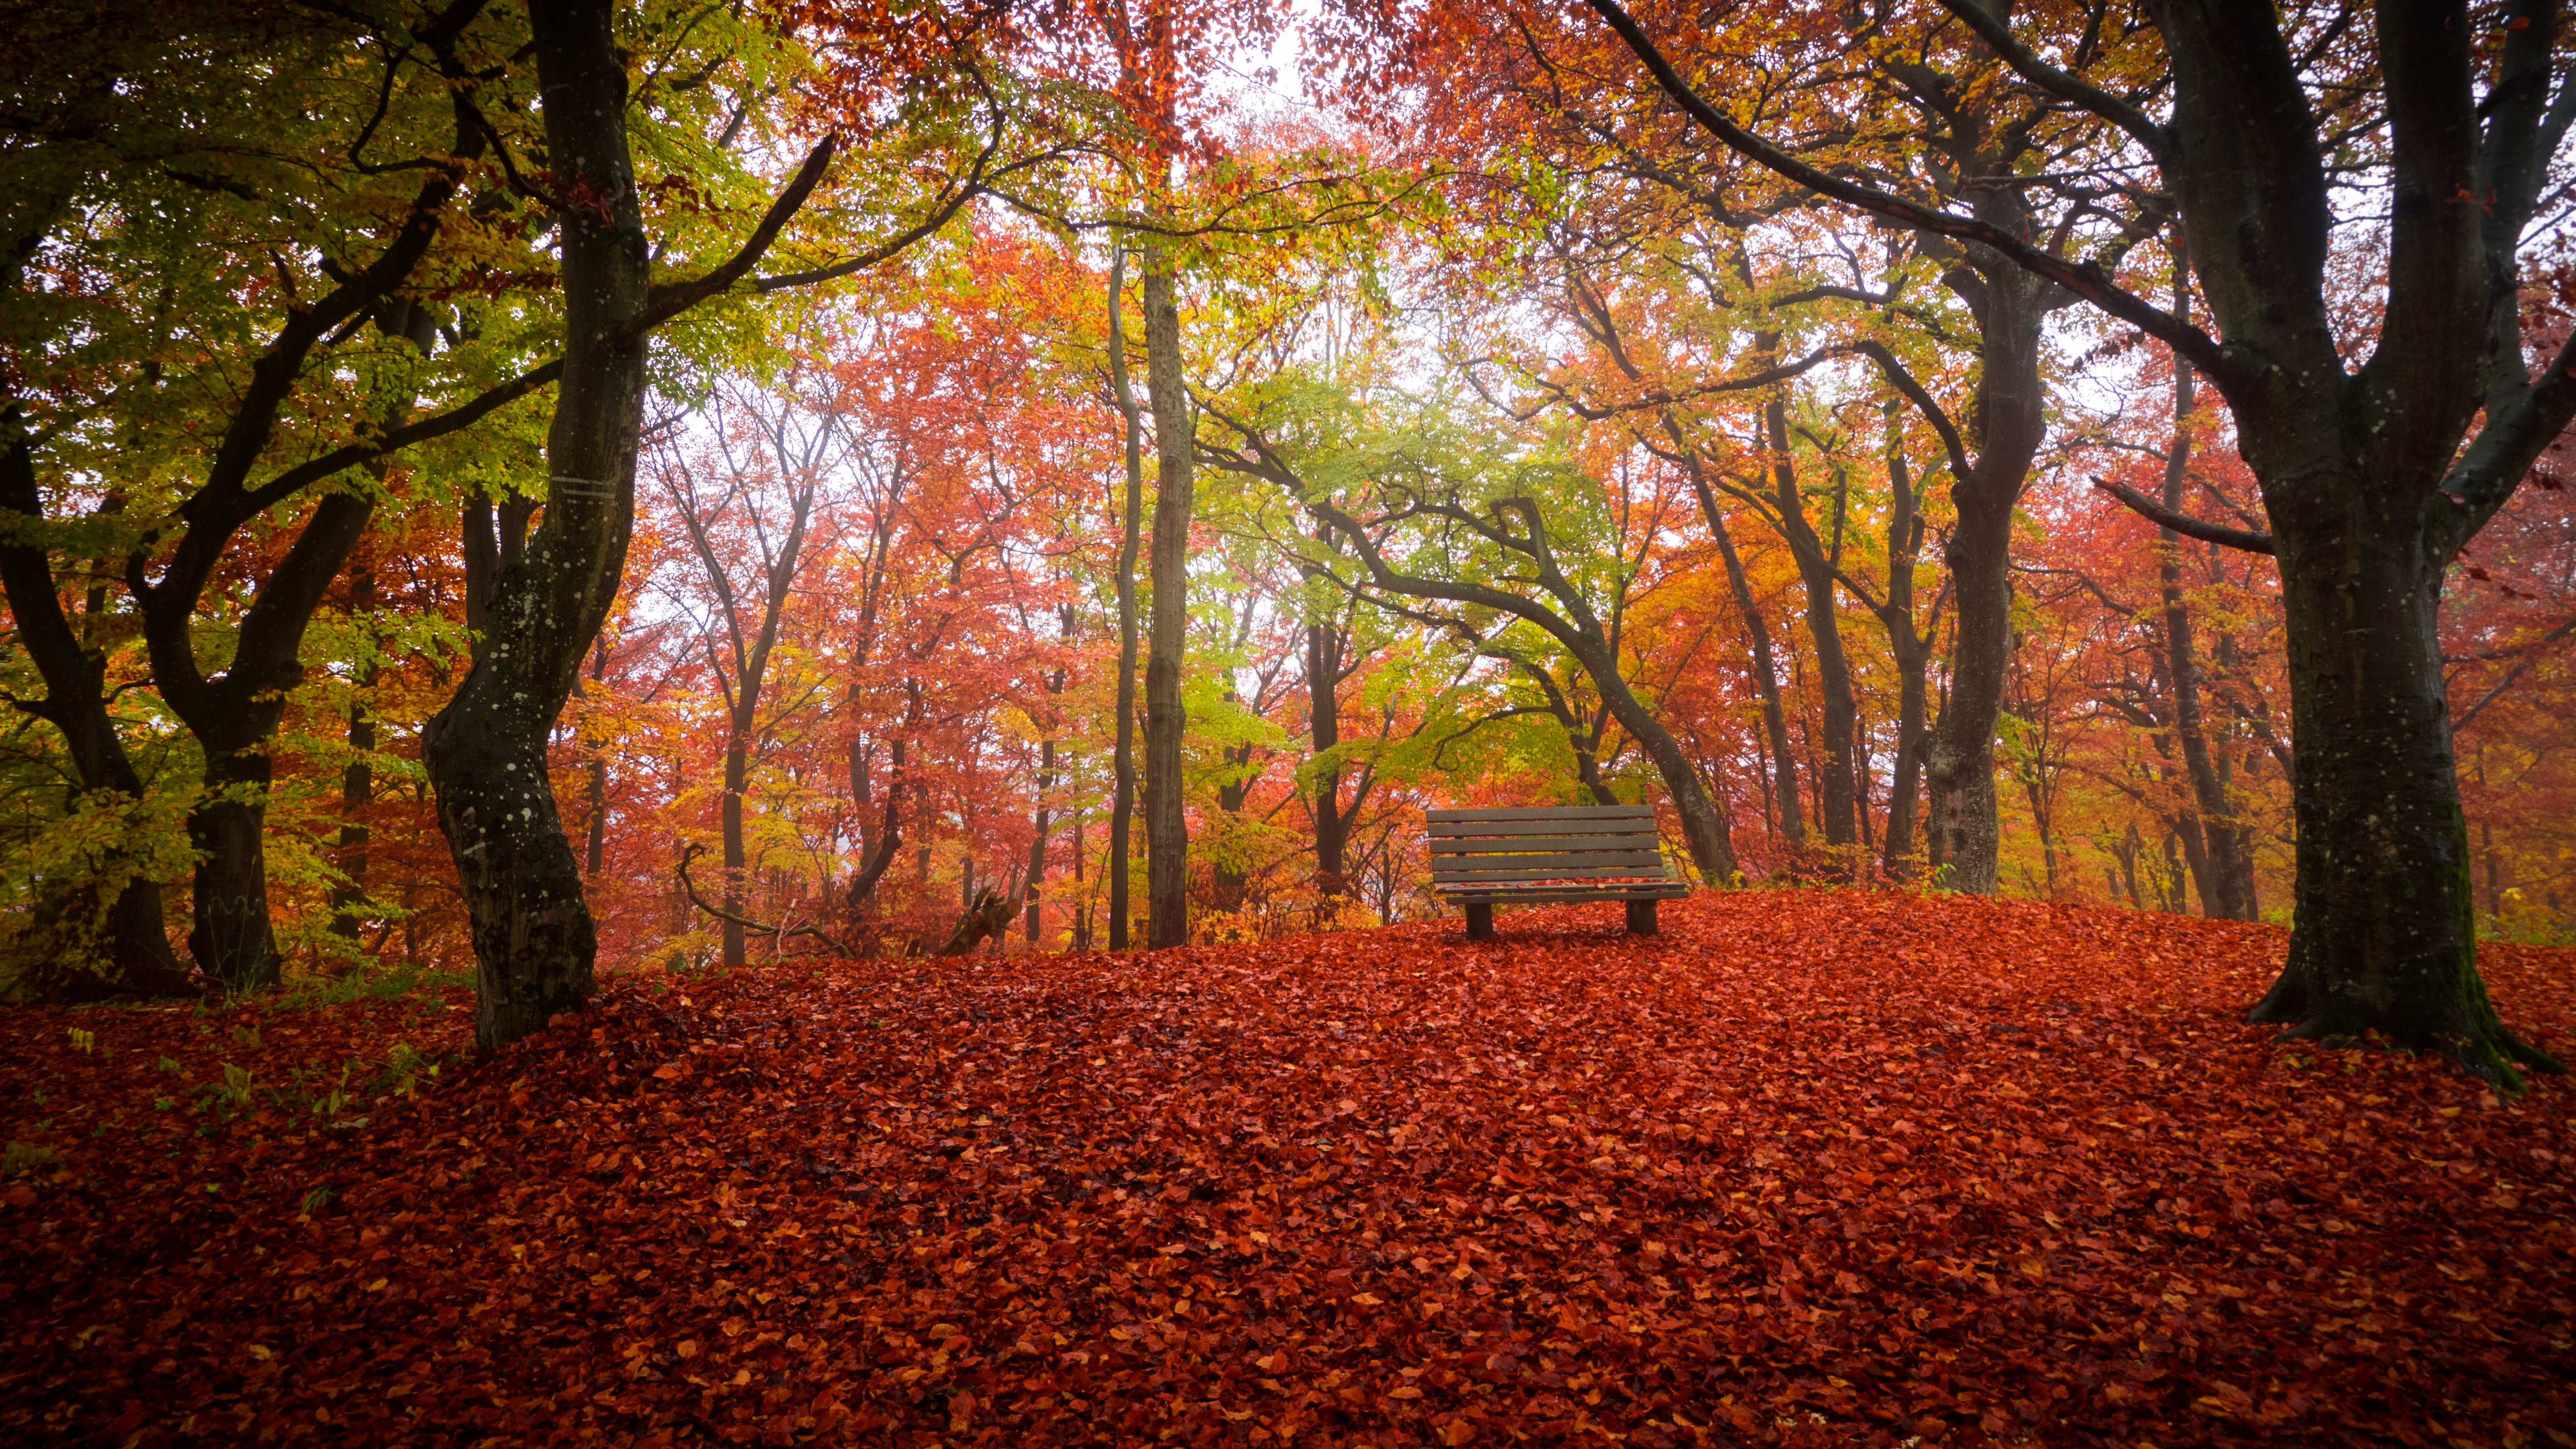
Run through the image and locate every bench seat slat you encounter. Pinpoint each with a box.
[1427,805,1651,823]
[1443,886,1690,903]
[1432,853,1666,875]
[1434,869,1673,887]
[1428,818,1654,839]
[1431,834,1661,855]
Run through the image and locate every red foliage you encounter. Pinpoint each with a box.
[5,893,2570,1446]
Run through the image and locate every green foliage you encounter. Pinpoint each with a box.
[2,1141,61,1176]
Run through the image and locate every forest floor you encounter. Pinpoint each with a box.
[2,891,2572,1448]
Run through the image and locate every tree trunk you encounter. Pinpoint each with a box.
[2246,481,2549,1081]
[186,747,280,987]
[1106,246,1144,951]
[1764,389,1858,859]
[0,415,196,997]
[1675,438,1801,847]
[1923,258,2049,894]
[423,0,647,1050]
[1141,248,1192,949]
[1873,401,1935,883]
[2157,259,2257,920]
[1309,618,1349,893]
[329,563,377,944]
[721,735,749,966]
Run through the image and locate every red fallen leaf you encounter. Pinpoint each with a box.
[3,893,2570,1445]
[0,1187,33,1209]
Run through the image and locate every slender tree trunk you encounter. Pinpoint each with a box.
[2157,259,2257,920]
[1764,388,1858,859]
[329,567,377,944]
[423,0,647,1049]
[1106,246,1144,950]
[1026,608,1069,945]
[1141,248,1192,948]
[1026,733,1054,945]
[721,735,749,966]
[1877,425,1933,882]
[1675,438,1801,847]
[1309,617,1348,892]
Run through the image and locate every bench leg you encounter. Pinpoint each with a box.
[1626,898,1658,935]
[1464,903,1494,940]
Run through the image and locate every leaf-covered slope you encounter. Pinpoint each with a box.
[4,892,2570,1446]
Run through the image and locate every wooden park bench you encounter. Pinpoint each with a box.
[1428,804,1689,939]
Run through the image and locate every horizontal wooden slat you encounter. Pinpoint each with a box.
[1431,833,1660,855]
[1428,818,1658,840]
[1426,805,1651,823]
[1429,849,1665,872]
[1432,877,1669,887]
[1434,861,1668,878]
[1441,886,1690,904]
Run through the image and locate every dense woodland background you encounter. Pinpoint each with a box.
[4,0,2574,997]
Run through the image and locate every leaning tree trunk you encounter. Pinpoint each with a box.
[2247,483,2551,1082]
[423,0,647,1050]
[1140,248,1193,949]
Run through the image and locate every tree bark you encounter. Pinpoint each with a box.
[0,412,197,998]
[1924,253,2049,895]
[1761,385,1859,862]
[329,555,378,945]
[2155,254,2258,920]
[1106,245,1145,951]
[1876,402,1935,882]
[1673,436,1801,848]
[423,0,648,1050]
[1308,615,1350,892]
[1026,604,1071,945]
[1141,248,1192,948]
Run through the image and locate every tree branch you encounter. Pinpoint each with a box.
[1930,0,2174,165]
[2092,477,2274,555]
[623,135,840,343]
[1579,0,2229,381]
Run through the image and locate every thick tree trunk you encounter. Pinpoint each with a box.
[2246,484,2551,1082]
[424,0,646,1050]
[1923,259,2049,894]
[186,747,280,986]
[1141,250,1192,949]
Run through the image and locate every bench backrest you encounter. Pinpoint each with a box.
[1426,804,1670,888]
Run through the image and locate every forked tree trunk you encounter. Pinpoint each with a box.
[423,0,647,1050]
